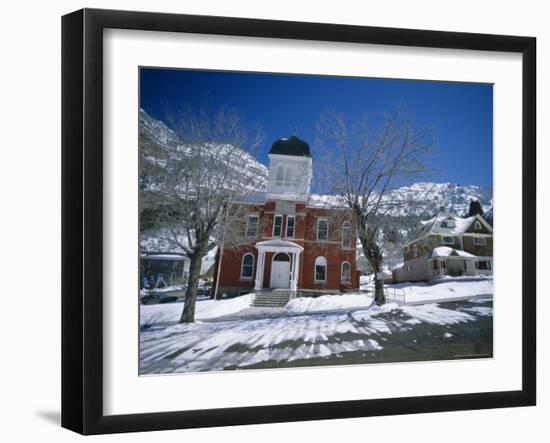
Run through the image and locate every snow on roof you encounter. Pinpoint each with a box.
[307,193,349,208]
[233,191,267,204]
[430,246,475,258]
[256,239,304,250]
[140,229,217,274]
[141,254,186,260]
[405,212,492,248]
[233,192,350,208]
[140,229,187,254]
[423,213,485,236]
[201,247,218,275]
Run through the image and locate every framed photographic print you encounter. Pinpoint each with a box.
[61,8,536,435]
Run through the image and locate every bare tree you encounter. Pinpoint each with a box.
[141,106,264,322]
[316,106,433,305]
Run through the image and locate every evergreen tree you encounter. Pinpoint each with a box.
[467,199,484,217]
[485,209,494,226]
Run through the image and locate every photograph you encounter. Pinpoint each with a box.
[138,68,494,375]
[0,0,543,440]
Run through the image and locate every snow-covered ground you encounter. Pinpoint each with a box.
[285,292,374,314]
[141,277,493,327]
[140,296,492,374]
[141,295,254,327]
[385,276,493,303]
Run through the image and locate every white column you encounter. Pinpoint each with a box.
[254,249,264,290]
[290,251,300,292]
[295,252,301,286]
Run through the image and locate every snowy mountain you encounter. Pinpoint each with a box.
[381,182,493,217]
[139,109,268,191]
[140,110,492,270]
[141,110,491,220]
[310,182,492,218]
[139,109,269,255]
[140,108,182,150]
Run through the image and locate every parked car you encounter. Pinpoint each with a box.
[140,292,180,305]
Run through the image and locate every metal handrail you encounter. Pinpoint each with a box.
[384,286,407,303]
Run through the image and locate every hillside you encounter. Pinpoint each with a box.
[139,109,268,230]
[381,182,492,217]
[140,109,268,194]
[140,110,492,272]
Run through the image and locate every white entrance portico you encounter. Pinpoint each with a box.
[254,239,303,291]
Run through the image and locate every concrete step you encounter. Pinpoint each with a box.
[252,297,291,302]
[252,298,289,301]
[253,294,291,299]
[251,293,291,308]
[251,302,289,308]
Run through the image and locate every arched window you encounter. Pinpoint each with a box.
[314,256,327,282]
[341,261,351,282]
[276,166,284,186]
[342,221,351,248]
[240,253,254,280]
[474,221,482,230]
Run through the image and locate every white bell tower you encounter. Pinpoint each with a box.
[266,135,313,202]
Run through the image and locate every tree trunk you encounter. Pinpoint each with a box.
[359,235,385,306]
[180,252,203,323]
[370,252,385,306]
[374,275,385,306]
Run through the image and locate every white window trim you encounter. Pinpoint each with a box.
[245,214,259,238]
[442,217,456,228]
[272,214,283,238]
[474,221,482,230]
[341,261,351,282]
[473,236,487,245]
[314,256,327,283]
[240,253,255,280]
[341,221,351,248]
[413,244,418,257]
[476,259,492,270]
[286,215,295,239]
[441,235,455,244]
[317,218,329,241]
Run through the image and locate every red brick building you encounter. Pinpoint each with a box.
[214,136,359,297]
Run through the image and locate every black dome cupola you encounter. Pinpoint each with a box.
[269,135,311,158]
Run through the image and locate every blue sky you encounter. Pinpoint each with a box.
[140,68,493,188]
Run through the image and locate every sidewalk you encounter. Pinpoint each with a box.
[200,293,492,323]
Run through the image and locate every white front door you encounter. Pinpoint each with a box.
[270,253,291,289]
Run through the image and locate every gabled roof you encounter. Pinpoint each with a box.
[430,246,475,258]
[420,212,492,236]
[403,212,492,248]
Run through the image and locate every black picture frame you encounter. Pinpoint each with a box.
[61,8,536,435]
